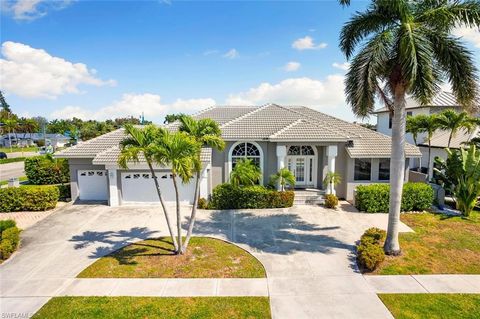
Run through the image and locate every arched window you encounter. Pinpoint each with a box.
[288,145,315,156]
[230,142,262,169]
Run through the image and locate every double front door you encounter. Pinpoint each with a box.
[287,156,315,187]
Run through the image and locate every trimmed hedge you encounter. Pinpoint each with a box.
[24,156,70,185]
[210,183,294,209]
[0,186,59,212]
[355,182,434,213]
[0,220,20,260]
[357,227,386,272]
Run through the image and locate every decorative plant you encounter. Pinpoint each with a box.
[324,194,339,209]
[436,109,476,148]
[323,171,342,195]
[229,159,262,187]
[269,168,296,191]
[435,145,480,217]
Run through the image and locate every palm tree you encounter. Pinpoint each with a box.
[323,171,342,195]
[270,168,296,191]
[436,109,476,148]
[340,0,480,255]
[118,124,179,252]
[3,118,18,151]
[406,115,426,171]
[230,159,262,187]
[153,129,199,254]
[179,116,225,253]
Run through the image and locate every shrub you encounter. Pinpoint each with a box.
[360,227,386,245]
[0,220,16,233]
[210,183,294,209]
[24,156,70,185]
[2,227,20,248]
[355,183,434,213]
[324,194,339,209]
[0,239,14,260]
[0,186,59,212]
[197,197,208,209]
[56,184,71,201]
[357,227,386,272]
[357,242,385,271]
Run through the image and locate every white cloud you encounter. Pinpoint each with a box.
[453,26,480,48]
[226,76,345,110]
[0,41,116,99]
[2,0,72,21]
[203,49,219,56]
[50,93,216,121]
[332,62,351,71]
[292,36,327,51]
[223,48,239,59]
[283,61,301,72]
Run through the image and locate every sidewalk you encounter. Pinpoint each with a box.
[364,274,480,293]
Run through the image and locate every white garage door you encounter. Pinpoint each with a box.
[78,170,108,201]
[121,172,195,203]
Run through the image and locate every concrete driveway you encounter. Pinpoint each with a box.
[0,203,412,318]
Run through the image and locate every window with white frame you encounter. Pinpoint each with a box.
[287,145,315,156]
[378,158,390,180]
[231,142,262,169]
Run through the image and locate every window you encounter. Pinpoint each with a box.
[407,111,413,117]
[354,158,371,181]
[231,142,261,169]
[287,145,314,156]
[378,158,390,180]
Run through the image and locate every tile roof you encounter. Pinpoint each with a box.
[92,146,212,165]
[57,103,422,162]
[373,91,479,113]
[418,127,479,149]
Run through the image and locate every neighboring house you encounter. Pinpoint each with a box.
[56,104,421,205]
[374,91,479,179]
[1,133,69,148]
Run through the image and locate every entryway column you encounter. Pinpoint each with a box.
[107,168,119,206]
[326,145,338,195]
[276,145,287,190]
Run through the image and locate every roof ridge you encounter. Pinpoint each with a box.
[268,119,304,139]
[219,104,268,128]
[275,104,358,139]
[55,128,125,156]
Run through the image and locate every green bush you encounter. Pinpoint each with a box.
[24,156,70,185]
[2,227,20,248]
[0,220,16,233]
[56,184,71,201]
[210,183,294,209]
[357,227,386,272]
[357,242,385,271]
[0,186,59,212]
[324,194,339,209]
[0,239,14,260]
[355,183,434,213]
[197,197,208,209]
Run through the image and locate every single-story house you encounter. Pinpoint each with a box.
[56,104,421,206]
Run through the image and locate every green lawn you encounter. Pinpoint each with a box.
[32,297,271,319]
[0,157,25,164]
[0,146,38,153]
[373,211,480,275]
[379,294,480,319]
[78,237,266,278]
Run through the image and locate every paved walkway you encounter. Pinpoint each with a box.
[1,203,476,319]
[0,202,69,229]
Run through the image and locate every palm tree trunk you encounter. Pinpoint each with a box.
[448,132,452,148]
[182,169,201,253]
[147,162,179,252]
[427,140,432,179]
[171,172,183,255]
[384,85,406,256]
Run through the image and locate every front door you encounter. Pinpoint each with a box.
[287,157,314,187]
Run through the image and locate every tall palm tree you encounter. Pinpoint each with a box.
[406,115,425,171]
[340,0,480,255]
[118,124,179,252]
[153,129,199,254]
[179,116,225,253]
[416,114,441,178]
[436,109,476,148]
[3,118,18,151]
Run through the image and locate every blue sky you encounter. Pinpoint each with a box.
[1,0,479,124]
